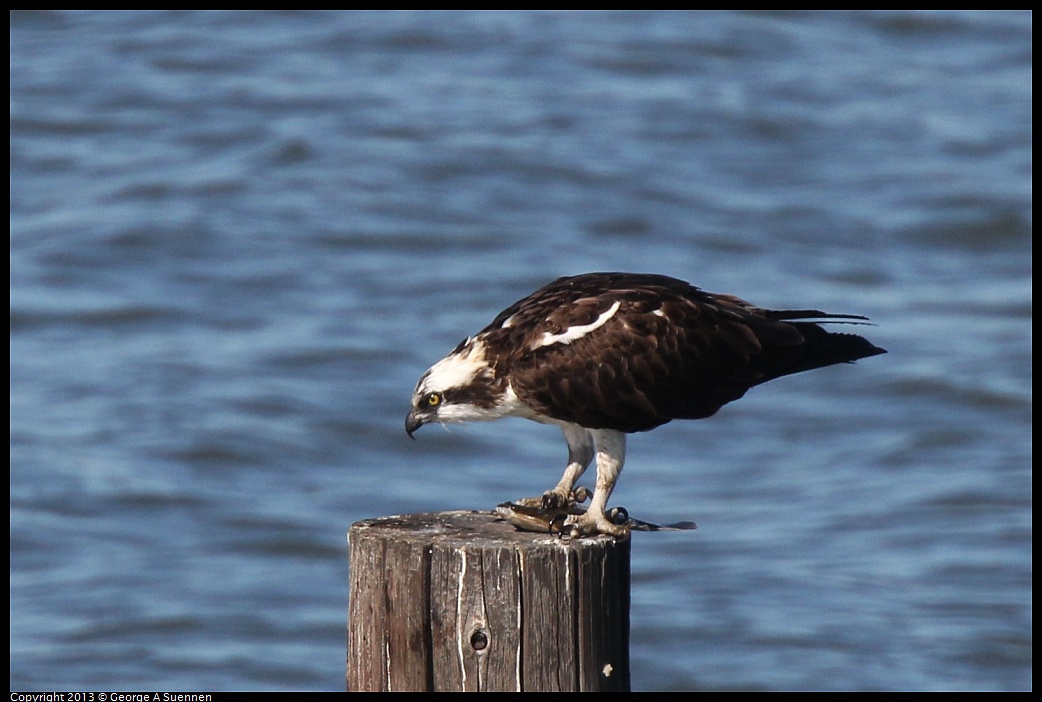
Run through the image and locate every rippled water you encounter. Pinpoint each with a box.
[10,10,1031,691]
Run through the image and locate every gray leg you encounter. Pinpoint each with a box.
[543,423,595,508]
[566,429,629,537]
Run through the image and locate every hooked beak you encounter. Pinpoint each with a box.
[405,411,425,439]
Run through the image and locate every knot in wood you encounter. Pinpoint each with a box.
[469,629,489,651]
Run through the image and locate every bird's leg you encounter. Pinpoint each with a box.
[564,429,629,538]
[540,424,595,509]
[512,425,593,511]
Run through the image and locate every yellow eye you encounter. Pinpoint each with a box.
[426,392,441,408]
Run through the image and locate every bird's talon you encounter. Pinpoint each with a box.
[558,512,631,539]
[548,513,570,534]
[541,490,568,510]
[541,486,589,510]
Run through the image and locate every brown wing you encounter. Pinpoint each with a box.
[478,273,885,432]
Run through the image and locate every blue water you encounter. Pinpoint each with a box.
[10,10,1031,691]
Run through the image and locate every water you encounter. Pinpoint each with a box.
[10,10,1031,691]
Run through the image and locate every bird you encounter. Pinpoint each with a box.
[406,272,886,537]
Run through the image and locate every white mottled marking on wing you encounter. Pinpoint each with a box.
[531,300,621,349]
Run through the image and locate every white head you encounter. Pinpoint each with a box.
[406,338,516,436]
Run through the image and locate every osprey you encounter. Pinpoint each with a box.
[406,272,886,537]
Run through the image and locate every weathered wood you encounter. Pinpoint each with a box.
[347,510,630,692]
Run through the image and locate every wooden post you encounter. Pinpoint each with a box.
[347,510,630,692]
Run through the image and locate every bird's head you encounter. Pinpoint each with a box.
[406,338,509,438]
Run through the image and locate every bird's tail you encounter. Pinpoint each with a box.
[747,308,887,384]
[763,309,873,324]
[784,320,886,377]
